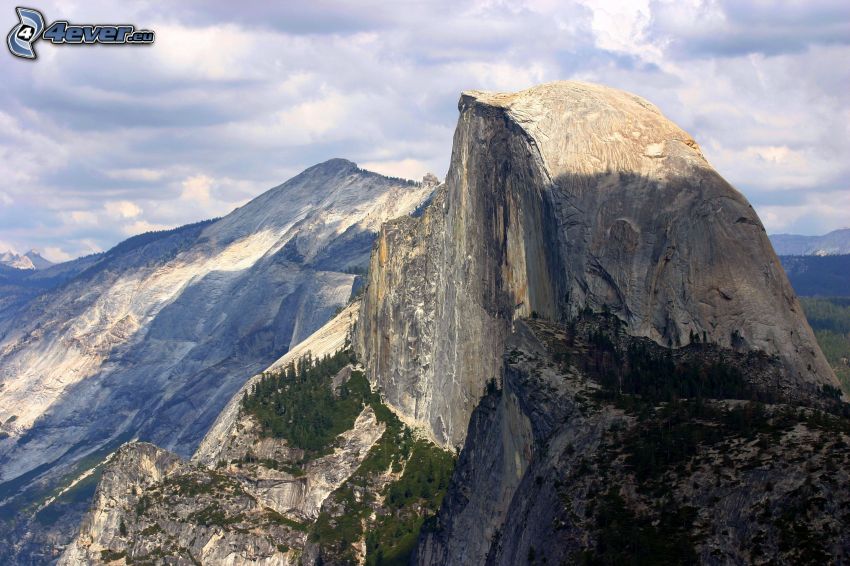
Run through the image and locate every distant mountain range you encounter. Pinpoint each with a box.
[3,82,849,564]
[766,229,850,297]
[779,255,850,297]
[56,80,849,566]
[0,250,53,271]
[770,228,850,256]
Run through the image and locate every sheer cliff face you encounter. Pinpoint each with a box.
[356,81,837,448]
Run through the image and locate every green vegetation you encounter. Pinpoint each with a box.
[780,254,850,297]
[548,312,850,565]
[264,509,309,532]
[579,488,697,566]
[772,482,833,564]
[237,347,457,562]
[236,455,305,476]
[801,297,850,334]
[366,440,455,565]
[140,523,162,536]
[163,470,240,498]
[800,297,850,392]
[100,549,127,562]
[310,387,455,565]
[584,328,758,405]
[187,504,242,527]
[619,400,813,488]
[310,401,410,552]
[241,349,368,453]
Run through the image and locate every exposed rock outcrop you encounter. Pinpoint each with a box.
[356,81,837,448]
[61,306,454,565]
[417,317,850,565]
[56,81,845,565]
[0,161,432,562]
[60,442,303,566]
[195,302,361,468]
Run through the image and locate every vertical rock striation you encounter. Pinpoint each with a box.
[356,81,837,448]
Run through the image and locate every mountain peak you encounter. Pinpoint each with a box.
[461,80,705,181]
[0,250,35,270]
[0,249,55,270]
[358,80,838,449]
[24,250,54,269]
[303,157,359,175]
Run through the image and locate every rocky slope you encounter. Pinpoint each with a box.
[0,159,434,562]
[61,305,455,565]
[417,315,850,565]
[356,81,837,449]
[59,81,846,565]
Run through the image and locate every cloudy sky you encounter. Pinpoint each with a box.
[1,0,848,261]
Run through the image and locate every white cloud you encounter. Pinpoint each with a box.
[757,189,850,234]
[105,168,166,182]
[41,247,75,263]
[123,220,171,236]
[104,201,142,219]
[359,159,432,181]
[580,0,660,61]
[67,211,99,226]
[180,175,213,204]
[0,0,847,260]
[273,91,353,141]
[151,24,267,81]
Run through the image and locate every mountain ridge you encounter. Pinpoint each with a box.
[770,228,850,256]
[0,250,54,271]
[20,82,850,564]
[0,159,434,563]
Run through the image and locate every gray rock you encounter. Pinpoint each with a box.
[356,81,838,449]
[417,318,850,565]
[0,160,432,562]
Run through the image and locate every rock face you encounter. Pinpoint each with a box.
[0,160,432,561]
[416,317,850,565]
[195,301,361,468]
[61,403,385,566]
[0,250,54,271]
[356,81,837,448]
[61,305,454,565]
[41,81,849,564]
[60,442,305,566]
[0,251,36,270]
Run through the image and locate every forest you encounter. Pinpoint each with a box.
[801,297,850,392]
